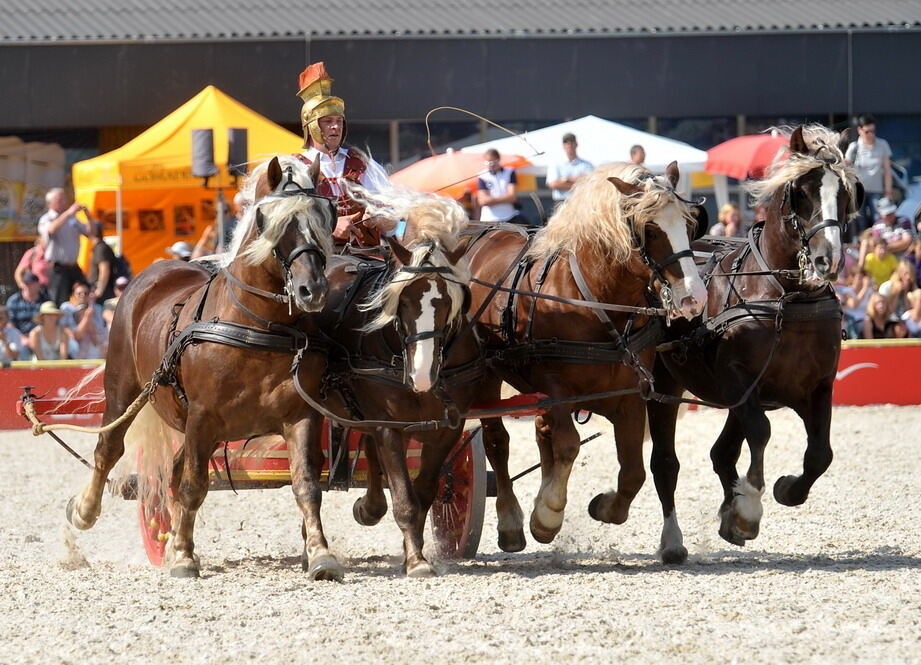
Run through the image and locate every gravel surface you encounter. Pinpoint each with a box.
[1,405,919,664]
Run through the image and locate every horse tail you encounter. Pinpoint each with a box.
[48,362,107,415]
[110,403,185,511]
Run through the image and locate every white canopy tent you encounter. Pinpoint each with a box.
[460,115,708,195]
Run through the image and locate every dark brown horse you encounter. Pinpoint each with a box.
[648,126,862,563]
[297,191,480,577]
[66,155,339,579]
[464,162,709,551]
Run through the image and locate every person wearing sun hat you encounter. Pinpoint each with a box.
[28,301,73,361]
[167,241,194,261]
[293,61,390,246]
[870,197,914,255]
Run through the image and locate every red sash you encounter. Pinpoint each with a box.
[293,151,367,216]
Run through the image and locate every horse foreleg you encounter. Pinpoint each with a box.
[646,364,687,564]
[67,393,141,531]
[166,420,214,578]
[775,380,834,507]
[376,428,434,577]
[481,417,525,552]
[353,432,388,526]
[530,406,579,544]
[288,414,343,581]
[587,396,647,526]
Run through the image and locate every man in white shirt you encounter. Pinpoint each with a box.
[295,61,390,246]
[846,114,893,238]
[37,188,92,305]
[477,149,522,223]
[546,133,594,202]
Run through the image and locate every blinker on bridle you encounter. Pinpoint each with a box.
[780,175,845,281]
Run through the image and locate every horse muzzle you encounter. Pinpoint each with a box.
[294,276,329,312]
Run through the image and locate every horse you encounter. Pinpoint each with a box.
[648,125,862,563]
[295,188,479,577]
[65,155,339,579]
[462,161,709,551]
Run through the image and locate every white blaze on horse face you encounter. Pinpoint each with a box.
[408,280,437,393]
[817,169,843,274]
[657,205,707,319]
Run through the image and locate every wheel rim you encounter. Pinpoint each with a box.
[138,491,171,567]
[430,428,486,559]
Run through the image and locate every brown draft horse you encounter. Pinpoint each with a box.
[649,126,862,563]
[66,156,339,579]
[463,162,709,551]
[297,190,480,577]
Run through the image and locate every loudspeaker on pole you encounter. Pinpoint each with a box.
[191,129,218,179]
[228,128,248,177]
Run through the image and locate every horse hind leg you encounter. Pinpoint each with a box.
[481,417,525,552]
[288,415,344,581]
[774,382,834,507]
[67,383,144,531]
[717,403,770,546]
[352,433,389,527]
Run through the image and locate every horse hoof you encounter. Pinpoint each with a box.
[407,561,437,578]
[529,512,561,544]
[588,493,627,524]
[773,475,806,506]
[352,498,385,527]
[587,494,603,521]
[65,496,95,531]
[498,529,526,553]
[169,560,200,578]
[660,546,688,565]
[306,555,345,582]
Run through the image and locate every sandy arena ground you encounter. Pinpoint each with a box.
[1,404,919,664]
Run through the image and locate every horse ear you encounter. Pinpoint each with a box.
[790,126,808,155]
[853,181,866,211]
[267,157,283,191]
[384,235,414,266]
[665,161,680,188]
[308,155,321,187]
[443,240,467,266]
[608,177,643,197]
[692,204,709,240]
[837,127,852,154]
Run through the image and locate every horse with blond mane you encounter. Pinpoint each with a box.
[293,187,480,577]
[649,125,863,562]
[462,161,709,552]
[65,156,338,579]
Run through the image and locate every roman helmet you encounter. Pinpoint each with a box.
[296,62,346,149]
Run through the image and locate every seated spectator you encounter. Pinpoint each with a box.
[906,238,921,286]
[902,289,921,338]
[860,236,899,286]
[28,302,73,360]
[835,265,873,339]
[709,203,745,237]
[0,306,25,363]
[14,238,50,289]
[102,276,129,328]
[5,272,48,348]
[870,198,914,255]
[60,281,107,359]
[862,291,907,339]
[878,258,917,317]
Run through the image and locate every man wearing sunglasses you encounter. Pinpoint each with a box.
[846,114,893,239]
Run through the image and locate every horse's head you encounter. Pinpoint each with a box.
[608,162,708,320]
[357,192,471,393]
[236,156,334,312]
[751,126,862,285]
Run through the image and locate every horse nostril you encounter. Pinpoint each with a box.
[814,256,830,272]
[298,285,312,301]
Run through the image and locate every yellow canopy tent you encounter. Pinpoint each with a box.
[72,85,302,272]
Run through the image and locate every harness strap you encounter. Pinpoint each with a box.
[568,252,622,341]
[746,224,786,296]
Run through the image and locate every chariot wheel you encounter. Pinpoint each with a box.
[138,479,172,567]
[430,427,487,559]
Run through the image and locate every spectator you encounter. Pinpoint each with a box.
[38,188,94,305]
[870,197,914,255]
[88,222,118,302]
[863,291,906,339]
[28,301,73,361]
[546,133,594,202]
[477,149,523,224]
[5,271,47,341]
[709,202,745,237]
[878,258,917,317]
[194,192,246,258]
[0,306,25,363]
[845,114,893,238]
[902,289,921,338]
[630,144,646,166]
[836,265,873,339]
[14,238,50,289]
[103,276,129,328]
[860,236,898,286]
[60,281,107,359]
[167,241,194,261]
[906,238,921,286]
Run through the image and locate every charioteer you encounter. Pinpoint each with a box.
[294,62,391,247]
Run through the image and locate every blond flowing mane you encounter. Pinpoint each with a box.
[353,186,470,331]
[529,162,693,264]
[220,155,333,267]
[747,125,858,207]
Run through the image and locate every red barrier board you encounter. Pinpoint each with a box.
[0,364,104,430]
[833,340,921,406]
